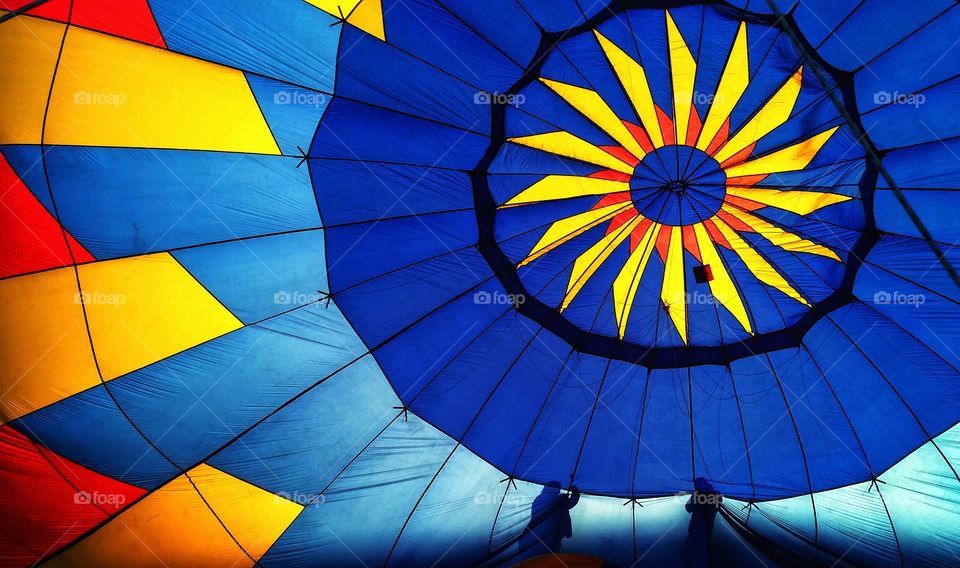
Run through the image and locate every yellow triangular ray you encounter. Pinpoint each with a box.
[0,268,101,424]
[519,201,635,267]
[666,11,697,144]
[697,22,749,151]
[712,218,810,306]
[723,126,839,179]
[725,186,852,215]
[504,175,629,206]
[713,66,804,164]
[539,78,648,160]
[721,205,842,261]
[660,225,688,344]
[78,253,244,380]
[509,131,635,174]
[612,222,659,339]
[306,0,385,40]
[44,25,280,154]
[692,222,752,333]
[561,215,643,311]
[593,30,664,148]
[348,0,385,40]
[46,464,303,568]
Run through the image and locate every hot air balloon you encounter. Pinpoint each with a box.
[1,0,959,566]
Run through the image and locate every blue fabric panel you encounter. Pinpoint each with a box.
[245,75,330,156]
[104,305,367,469]
[151,0,340,91]
[208,355,399,496]
[172,229,327,324]
[260,414,455,567]
[14,386,179,490]
[42,147,319,259]
[633,368,692,496]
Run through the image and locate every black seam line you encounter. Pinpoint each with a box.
[243,71,283,154]
[629,367,654,499]
[30,9,259,567]
[848,3,958,76]
[765,0,960,292]
[855,297,960,374]
[427,0,529,70]
[688,367,696,486]
[296,154,471,171]
[809,0,866,52]
[384,324,546,567]
[677,3,709,179]
[481,329,549,556]
[0,0,54,23]
[725,366,758,504]
[0,226,323,284]
[860,69,960,117]
[821,313,960,485]
[763,352,820,556]
[862,252,960,307]
[507,348,578,478]
[564,347,615,489]
[873,482,906,568]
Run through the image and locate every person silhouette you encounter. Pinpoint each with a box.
[683,477,722,567]
[517,481,581,556]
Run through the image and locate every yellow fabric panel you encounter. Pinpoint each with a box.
[692,222,752,334]
[660,226,687,344]
[539,78,647,160]
[47,464,303,568]
[348,0,385,40]
[725,186,852,215]
[504,175,629,206]
[593,30,664,148]
[713,67,803,164]
[696,22,749,151]
[722,205,841,261]
[77,253,243,380]
[45,26,280,154]
[713,218,810,306]
[0,268,101,423]
[561,216,642,311]
[189,464,304,561]
[0,16,65,145]
[723,127,839,179]
[520,202,634,267]
[509,131,635,174]
[612,222,658,339]
[665,11,696,144]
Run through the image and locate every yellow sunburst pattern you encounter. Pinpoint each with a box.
[501,13,854,344]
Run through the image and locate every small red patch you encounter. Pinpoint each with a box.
[622,120,654,154]
[599,145,640,168]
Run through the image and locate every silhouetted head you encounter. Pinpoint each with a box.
[693,477,717,494]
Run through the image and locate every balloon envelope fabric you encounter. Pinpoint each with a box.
[1,0,959,566]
